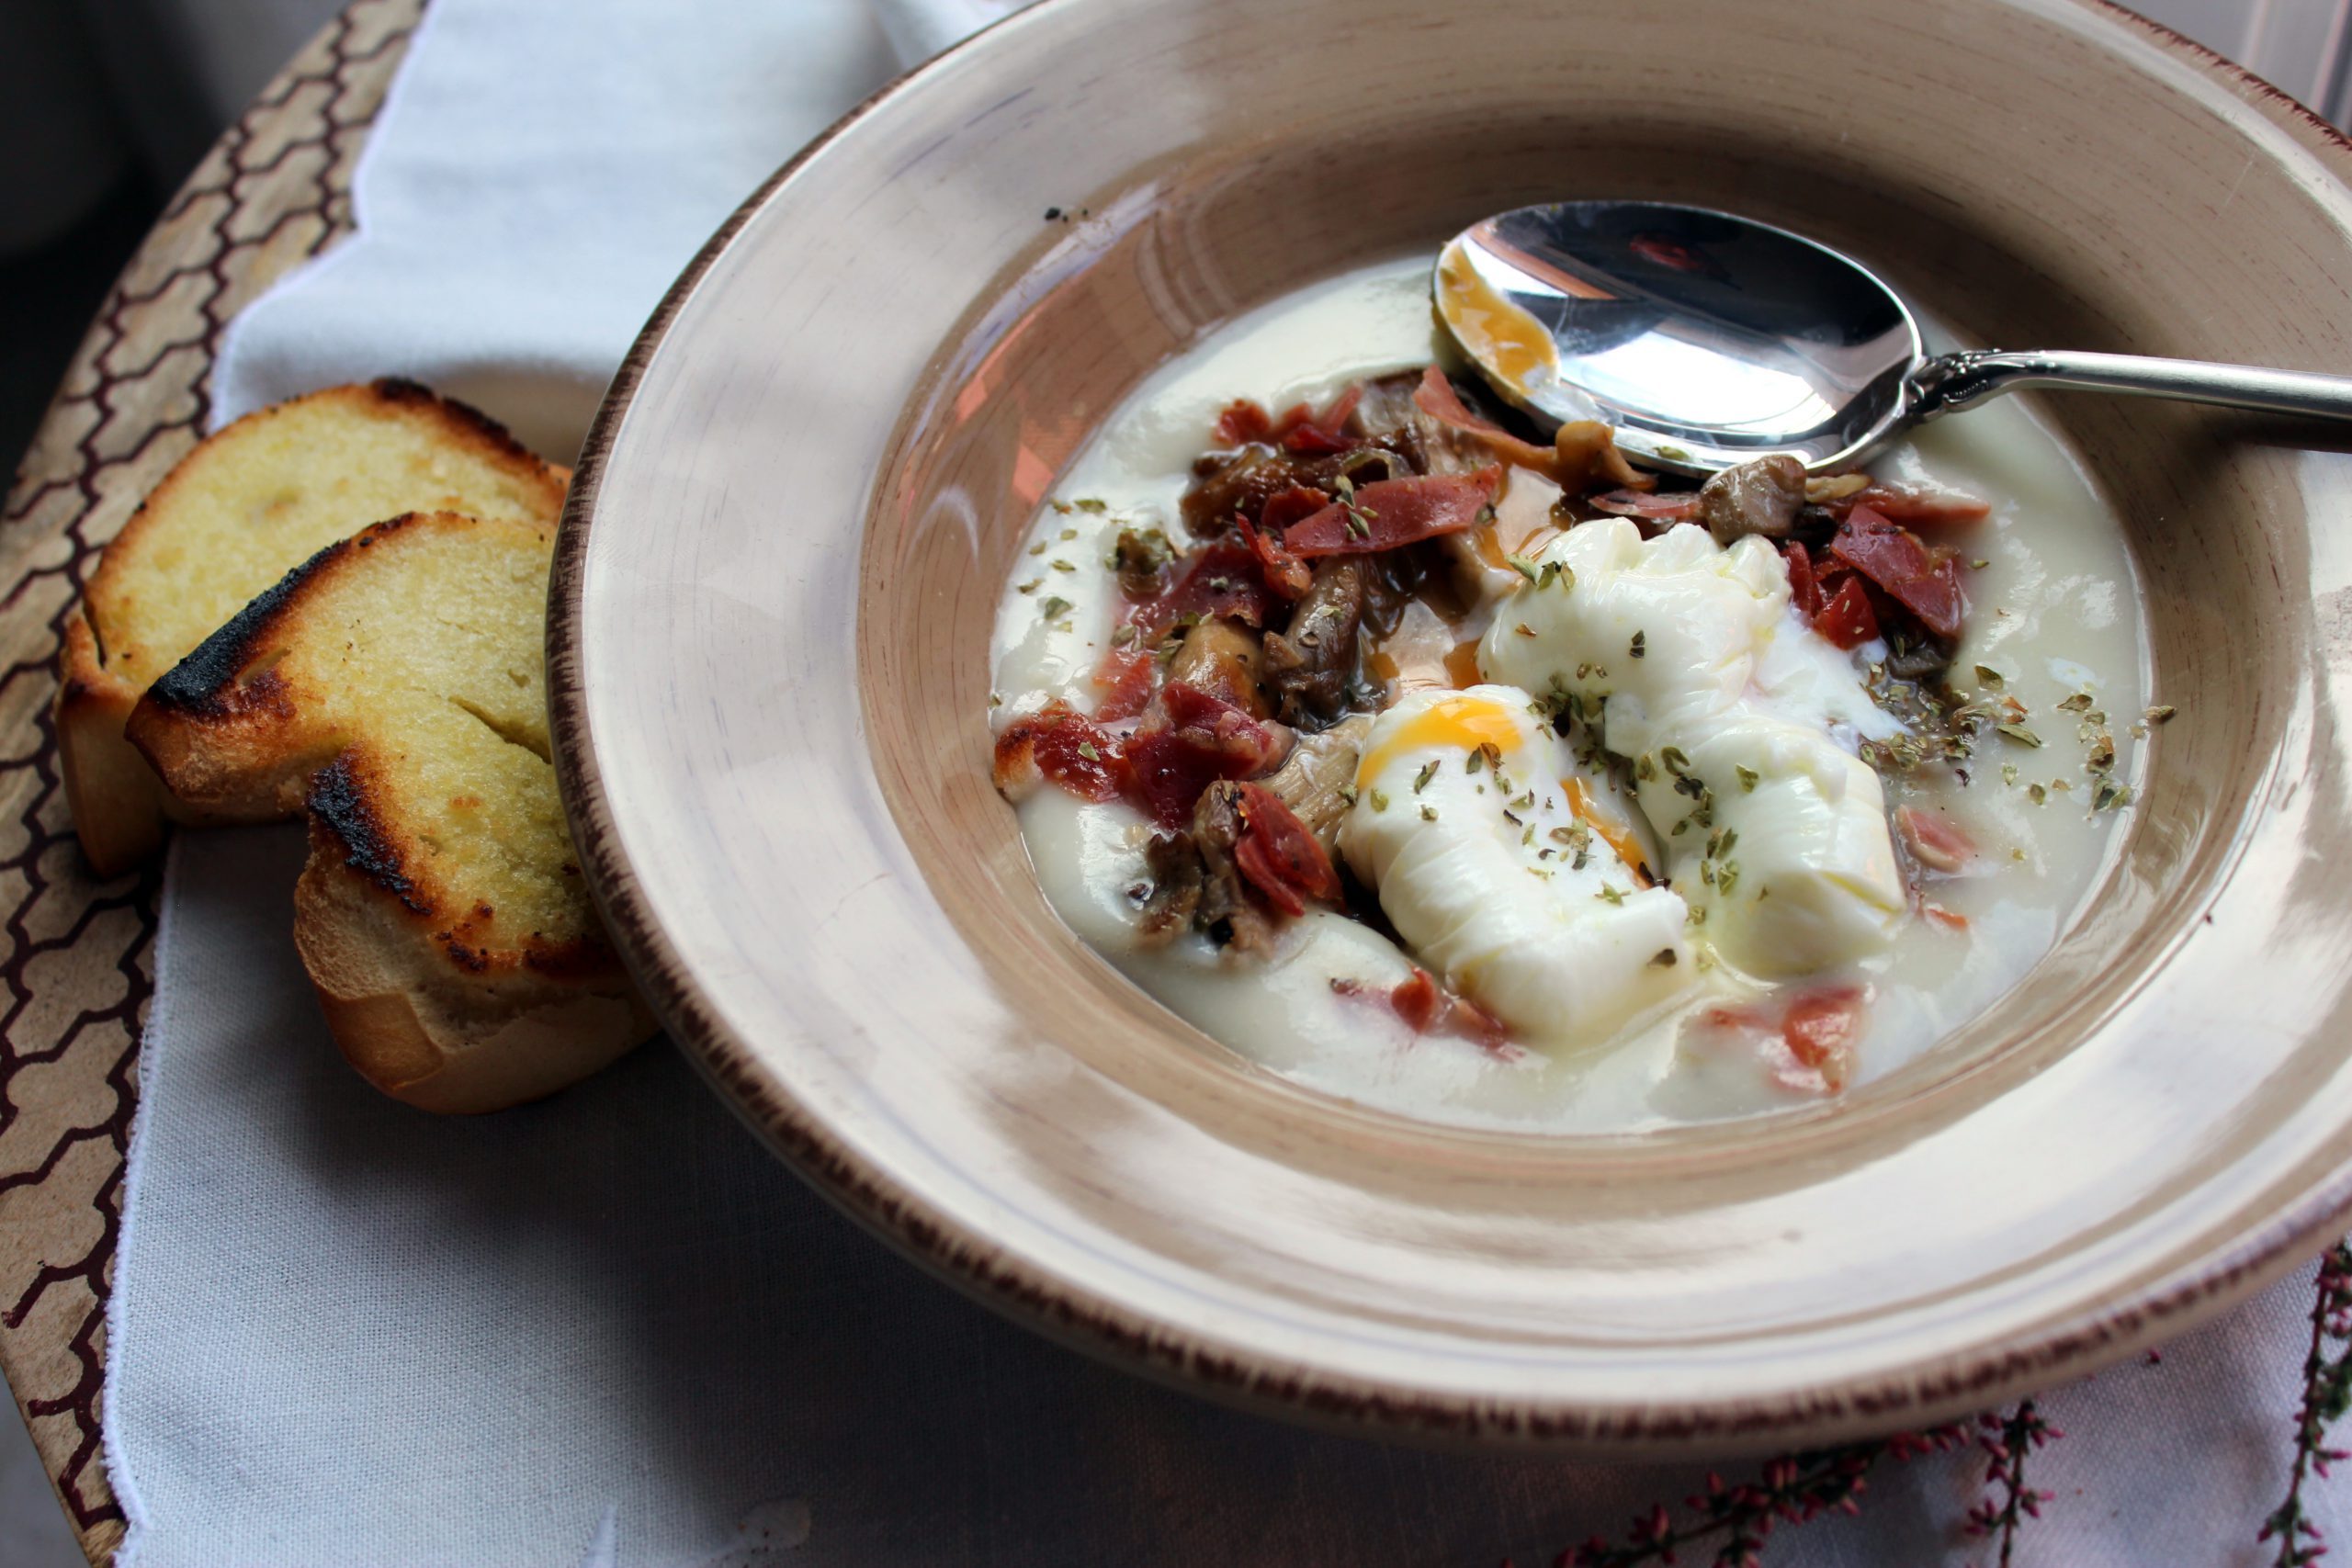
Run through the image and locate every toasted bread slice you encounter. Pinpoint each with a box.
[126,511,653,1112]
[59,380,567,874]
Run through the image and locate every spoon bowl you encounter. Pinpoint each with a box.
[1440,199,2352,476]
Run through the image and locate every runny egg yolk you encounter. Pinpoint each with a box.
[1436,240,1560,394]
[1355,695,1525,788]
[1564,776,1653,886]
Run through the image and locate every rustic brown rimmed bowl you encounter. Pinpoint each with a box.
[548,0,2352,1450]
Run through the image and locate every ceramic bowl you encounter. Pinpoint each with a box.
[549,0,2352,1450]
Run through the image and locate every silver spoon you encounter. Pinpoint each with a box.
[1435,199,2352,478]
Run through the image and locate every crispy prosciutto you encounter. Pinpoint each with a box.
[1918,897,1970,931]
[1095,540,1278,720]
[1213,385,1365,454]
[1840,480,1991,525]
[1781,540,1880,649]
[1227,783,1342,916]
[1829,504,1966,641]
[991,702,1126,803]
[1895,805,1975,874]
[999,686,1287,833]
[1388,968,1515,1052]
[1785,537,1821,615]
[1811,575,1881,650]
[1280,468,1502,557]
[1092,648,1159,721]
[1156,540,1275,627]
[1237,486,1324,600]
[1410,367,1555,472]
[1124,681,1290,829]
[1695,985,1870,1096]
[1781,987,1867,1091]
[1211,400,1267,446]
[1332,966,1517,1055]
[1286,386,1363,453]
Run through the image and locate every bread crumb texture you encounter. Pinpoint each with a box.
[294,513,585,960]
[86,380,562,694]
[133,510,595,966]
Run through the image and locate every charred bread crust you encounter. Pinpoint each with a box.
[293,810,653,1115]
[359,377,545,468]
[145,507,438,711]
[304,750,620,979]
[307,752,429,912]
[123,519,428,820]
[59,382,567,873]
[141,528,357,718]
[309,751,619,983]
[61,597,278,878]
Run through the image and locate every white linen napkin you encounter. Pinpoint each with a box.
[103,2,2352,1563]
[212,0,911,460]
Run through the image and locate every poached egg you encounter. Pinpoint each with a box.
[1477,519,1906,977]
[1340,685,1694,1048]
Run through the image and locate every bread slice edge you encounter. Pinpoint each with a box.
[58,612,169,876]
[295,786,655,1114]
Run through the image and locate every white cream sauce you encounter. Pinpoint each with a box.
[989,256,2148,1132]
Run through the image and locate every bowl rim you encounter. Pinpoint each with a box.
[547,0,2352,1450]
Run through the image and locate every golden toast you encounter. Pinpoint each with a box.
[59,380,566,874]
[126,510,653,1112]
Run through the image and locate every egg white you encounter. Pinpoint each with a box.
[1478,519,1906,977]
[1340,685,1694,1048]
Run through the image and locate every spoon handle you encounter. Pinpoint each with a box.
[1907,349,2352,424]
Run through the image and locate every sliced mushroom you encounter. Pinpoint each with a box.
[1181,446,1295,538]
[1109,525,1177,597]
[1180,444,1418,541]
[1191,780,1275,954]
[1700,454,1808,544]
[1804,472,1871,506]
[1261,558,1369,729]
[1165,616,1268,717]
[1136,830,1204,947]
[1882,637,1953,682]
[1258,712,1374,857]
[1553,420,1646,492]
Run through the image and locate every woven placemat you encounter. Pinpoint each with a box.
[0,5,423,1560]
